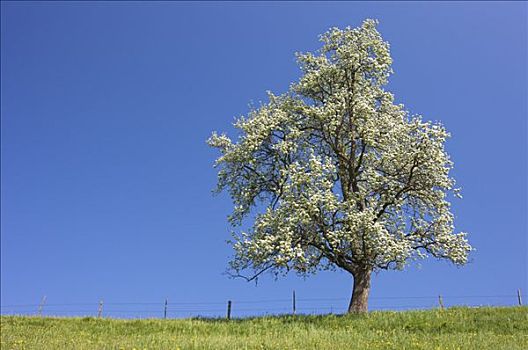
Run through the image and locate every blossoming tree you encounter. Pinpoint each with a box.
[208,19,471,313]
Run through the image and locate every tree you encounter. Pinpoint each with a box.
[208,19,472,313]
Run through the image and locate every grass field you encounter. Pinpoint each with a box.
[1,307,527,349]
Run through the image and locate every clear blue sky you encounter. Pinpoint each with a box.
[1,2,526,317]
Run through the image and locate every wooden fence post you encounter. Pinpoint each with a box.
[292,290,296,315]
[518,289,523,306]
[97,300,104,318]
[227,300,232,320]
[438,295,444,309]
[164,299,168,319]
[37,296,47,317]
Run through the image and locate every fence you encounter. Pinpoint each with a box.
[1,290,525,319]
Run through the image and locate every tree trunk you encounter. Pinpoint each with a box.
[347,268,372,313]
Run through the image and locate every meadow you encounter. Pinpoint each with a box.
[1,306,527,349]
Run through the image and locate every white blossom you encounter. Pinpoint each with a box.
[208,19,472,281]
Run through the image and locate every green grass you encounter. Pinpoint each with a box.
[1,307,527,349]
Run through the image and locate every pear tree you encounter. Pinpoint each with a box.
[208,19,471,313]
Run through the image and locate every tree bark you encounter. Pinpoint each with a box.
[347,268,372,313]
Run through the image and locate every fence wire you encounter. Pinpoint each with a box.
[1,293,525,319]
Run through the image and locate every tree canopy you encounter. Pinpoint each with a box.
[208,19,471,312]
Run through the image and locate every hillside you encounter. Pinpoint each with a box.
[1,307,527,349]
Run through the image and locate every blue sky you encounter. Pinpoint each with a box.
[1,2,526,317]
